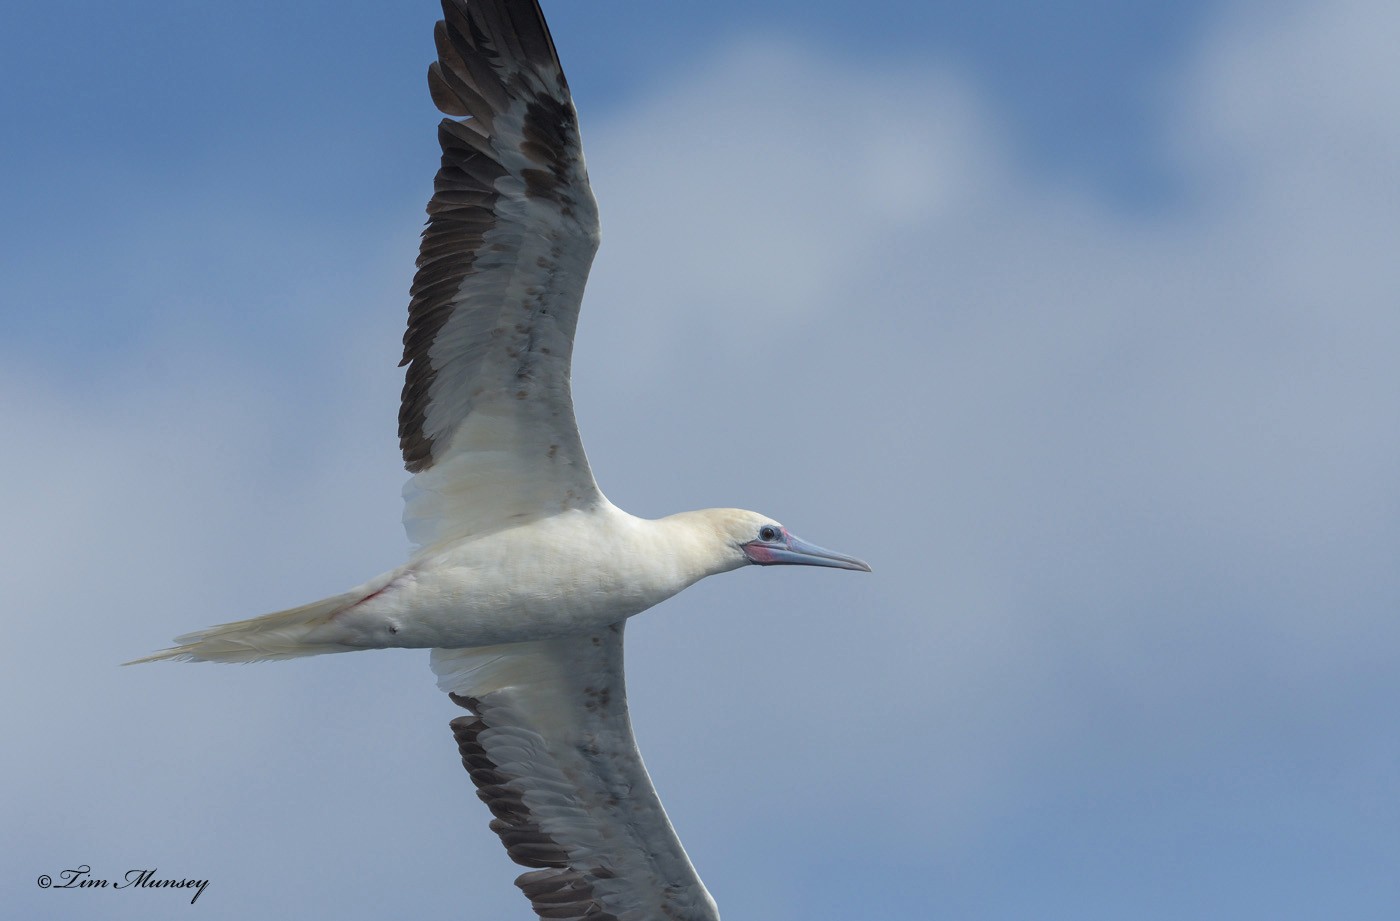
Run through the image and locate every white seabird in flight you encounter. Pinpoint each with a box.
[132,1,870,918]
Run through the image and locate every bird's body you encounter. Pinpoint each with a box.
[133,2,868,918]
[154,506,759,658]
[350,507,734,649]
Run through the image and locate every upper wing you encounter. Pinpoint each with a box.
[401,0,604,549]
[431,627,721,921]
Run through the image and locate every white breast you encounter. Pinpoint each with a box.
[309,505,729,650]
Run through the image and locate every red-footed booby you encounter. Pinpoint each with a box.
[131,2,869,918]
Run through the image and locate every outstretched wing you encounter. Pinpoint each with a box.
[401,0,604,549]
[431,627,721,921]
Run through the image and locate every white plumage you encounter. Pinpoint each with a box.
[132,2,869,919]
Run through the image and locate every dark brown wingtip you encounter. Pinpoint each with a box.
[448,691,482,713]
[427,62,471,117]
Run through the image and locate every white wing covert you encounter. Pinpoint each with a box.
[431,627,721,921]
[401,0,604,549]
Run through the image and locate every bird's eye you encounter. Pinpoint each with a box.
[758,525,780,542]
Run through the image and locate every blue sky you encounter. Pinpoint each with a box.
[0,0,1213,369]
[4,0,1400,919]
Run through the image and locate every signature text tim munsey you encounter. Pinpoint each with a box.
[38,865,209,904]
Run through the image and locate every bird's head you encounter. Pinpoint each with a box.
[701,509,871,573]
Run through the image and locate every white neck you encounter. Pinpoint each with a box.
[620,509,747,598]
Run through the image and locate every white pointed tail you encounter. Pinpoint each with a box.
[126,590,365,664]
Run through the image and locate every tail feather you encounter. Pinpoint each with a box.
[126,590,364,665]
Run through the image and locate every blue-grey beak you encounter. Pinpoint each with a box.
[743,531,871,572]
